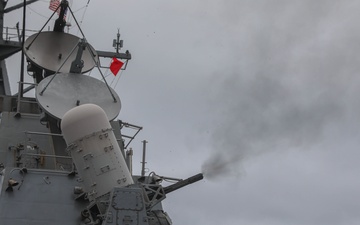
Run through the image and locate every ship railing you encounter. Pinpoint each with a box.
[21,131,72,171]
[25,131,63,137]
[15,81,37,117]
[19,153,71,160]
[2,26,39,42]
[118,121,143,149]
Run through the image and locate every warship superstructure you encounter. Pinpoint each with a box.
[0,1,203,224]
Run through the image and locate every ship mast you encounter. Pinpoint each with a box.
[0,0,39,97]
[0,0,5,39]
[0,1,16,96]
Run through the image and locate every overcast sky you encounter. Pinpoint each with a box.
[4,0,360,225]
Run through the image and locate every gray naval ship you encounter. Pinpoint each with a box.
[0,1,203,224]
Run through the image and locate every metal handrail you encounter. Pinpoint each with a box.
[15,81,38,117]
[24,131,63,137]
[2,26,38,41]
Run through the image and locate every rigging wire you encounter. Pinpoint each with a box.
[65,0,73,33]
[75,0,90,35]
[28,6,55,20]
[24,0,90,32]
[113,69,124,89]
[109,59,124,88]
[100,59,124,90]
[23,0,124,90]
[24,0,56,21]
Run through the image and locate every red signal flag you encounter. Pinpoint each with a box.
[110,57,124,76]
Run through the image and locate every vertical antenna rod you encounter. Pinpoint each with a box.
[141,140,148,177]
[19,0,26,98]
[126,148,133,175]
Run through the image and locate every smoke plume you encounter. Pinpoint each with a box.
[201,0,360,179]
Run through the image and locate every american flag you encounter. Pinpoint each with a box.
[49,0,60,12]
[49,0,67,19]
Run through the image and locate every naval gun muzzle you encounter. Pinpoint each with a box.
[163,173,203,195]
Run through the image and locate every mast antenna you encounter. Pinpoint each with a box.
[113,29,123,54]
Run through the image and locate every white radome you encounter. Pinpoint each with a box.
[61,104,133,201]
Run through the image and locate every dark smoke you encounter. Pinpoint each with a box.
[201,1,360,179]
[202,152,243,179]
[202,72,345,179]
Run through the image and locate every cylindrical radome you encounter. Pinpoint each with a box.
[61,104,133,201]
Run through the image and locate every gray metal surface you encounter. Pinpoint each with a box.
[0,112,54,168]
[0,168,87,225]
[24,31,98,73]
[103,187,149,225]
[36,73,121,120]
[0,40,22,60]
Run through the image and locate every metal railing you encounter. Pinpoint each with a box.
[15,81,37,117]
[2,26,39,42]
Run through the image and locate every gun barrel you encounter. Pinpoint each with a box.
[163,173,203,195]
